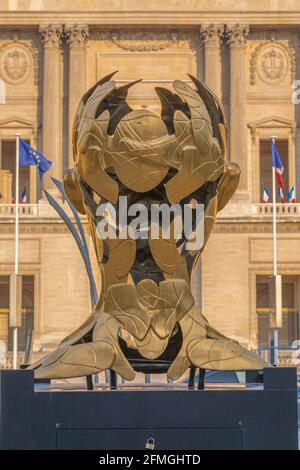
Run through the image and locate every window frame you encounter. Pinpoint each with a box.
[0,119,38,203]
[248,117,296,203]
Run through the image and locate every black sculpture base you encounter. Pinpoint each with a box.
[0,367,298,450]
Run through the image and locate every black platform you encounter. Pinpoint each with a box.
[0,367,298,450]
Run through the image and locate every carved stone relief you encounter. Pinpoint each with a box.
[0,44,31,84]
[96,29,198,52]
[249,31,295,86]
[0,33,39,85]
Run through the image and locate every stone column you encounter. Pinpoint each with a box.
[65,24,89,168]
[39,24,63,191]
[200,24,224,99]
[226,24,249,197]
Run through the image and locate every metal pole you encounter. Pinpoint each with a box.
[13,133,20,370]
[271,138,279,366]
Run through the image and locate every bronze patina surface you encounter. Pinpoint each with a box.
[30,73,267,380]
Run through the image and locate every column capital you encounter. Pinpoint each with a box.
[200,24,224,47]
[39,24,63,48]
[226,24,249,48]
[65,24,89,49]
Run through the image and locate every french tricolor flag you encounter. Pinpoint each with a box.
[262,186,269,203]
[272,139,284,188]
[278,187,285,203]
[288,186,296,203]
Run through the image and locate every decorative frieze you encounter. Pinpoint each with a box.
[97,29,198,52]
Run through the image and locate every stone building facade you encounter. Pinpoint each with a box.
[0,1,300,365]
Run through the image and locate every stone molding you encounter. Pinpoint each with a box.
[0,219,300,235]
[2,10,300,27]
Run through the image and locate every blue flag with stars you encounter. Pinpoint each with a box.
[19,139,52,179]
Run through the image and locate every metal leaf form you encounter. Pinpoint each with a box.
[44,182,98,308]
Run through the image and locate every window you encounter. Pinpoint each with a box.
[0,139,30,203]
[259,139,289,202]
[0,275,34,354]
[256,275,300,347]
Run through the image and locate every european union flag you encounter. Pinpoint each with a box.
[19,139,52,179]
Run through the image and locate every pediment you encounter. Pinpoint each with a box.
[248,116,295,130]
[0,117,36,129]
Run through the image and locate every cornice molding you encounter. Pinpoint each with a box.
[2,12,300,27]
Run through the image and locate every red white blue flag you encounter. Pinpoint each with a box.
[288,186,296,203]
[278,187,285,203]
[262,186,269,203]
[272,140,284,188]
[21,184,28,203]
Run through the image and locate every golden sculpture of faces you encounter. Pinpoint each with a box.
[30,73,267,381]
[64,72,240,295]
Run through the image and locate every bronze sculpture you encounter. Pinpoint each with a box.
[30,72,267,381]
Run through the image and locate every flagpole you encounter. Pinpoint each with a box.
[271,137,279,366]
[13,133,20,370]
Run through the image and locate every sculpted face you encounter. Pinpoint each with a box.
[63,72,240,294]
[30,73,267,381]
